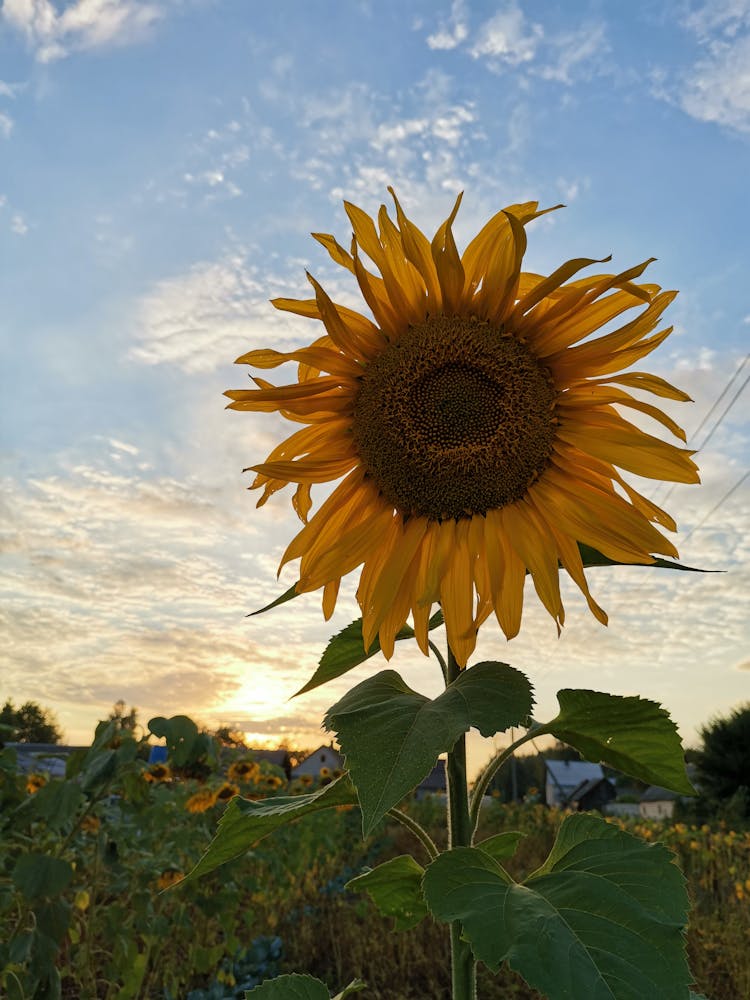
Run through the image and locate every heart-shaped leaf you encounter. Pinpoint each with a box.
[346,855,427,931]
[544,689,694,795]
[423,813,691,1000]
[325,663,533,834]
[183,774,357,884]
[295,612,444,698]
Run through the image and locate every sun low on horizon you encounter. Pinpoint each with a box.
[1,0,748,778]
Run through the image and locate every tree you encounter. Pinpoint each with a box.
[108,700,139,733]
[695,703,750,818]
[0,700,63,744]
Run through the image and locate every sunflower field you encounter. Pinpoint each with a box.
[0,714,747,1000]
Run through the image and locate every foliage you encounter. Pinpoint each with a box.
[1,707,747,998]
[0,699,63,744]
[695,703,750,818]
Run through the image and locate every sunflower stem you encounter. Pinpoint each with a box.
[446,646,477,1000]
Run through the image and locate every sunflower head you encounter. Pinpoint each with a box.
[227,191,699,666]
[185,787,217,813]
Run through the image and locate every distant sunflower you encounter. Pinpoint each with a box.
[157,869,185,891]
[143,763,171,784]
[215,781,240,803]
[185,788,216,813]
[227,759,260,783]
[227,192,699,666]
[26,773,47,795]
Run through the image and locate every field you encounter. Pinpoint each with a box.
[1,724,748,1000]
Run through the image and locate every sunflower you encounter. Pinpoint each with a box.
[215,781,240,803]
[227,191,699,666]
[157,869,185,891]
[26,773,47,795]
[185,787,217,813]
[227,759,260,783]
[143,763,171,784]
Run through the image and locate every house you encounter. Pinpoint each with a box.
[251,748,293,780]
[291,744,343,779]
[415,760,446,800]
[567,776,616,813]
[4,743,87,779]
[640,785,680,820]
[545,760,604,807]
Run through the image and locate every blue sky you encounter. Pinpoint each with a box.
[1,0,748,772]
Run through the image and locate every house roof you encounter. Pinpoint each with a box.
[294,745,344,769]
[567,777,615,803]
[640,785,680,803]
[545,760,604,787]
[419,760,446,791]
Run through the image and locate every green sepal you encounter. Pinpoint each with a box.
[578,543,712,573]
[346,855,428,931]
[545,689,694,795]
[183,774,357,884]
[248,582,302,616]
[295,611,444,698]
[422,813,692,1000]
[475,830,525,862]
[245,974,366,999]
[325,663,533,835]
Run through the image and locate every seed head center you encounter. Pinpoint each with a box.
[352,315,558,521]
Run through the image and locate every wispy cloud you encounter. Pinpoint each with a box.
[421,1,609,85]
[654,0,750,133]
[0,111,13,137]
[2,0,166,63]
[128,252,309,373]
[469,2,543,66]
[426,0,469,51]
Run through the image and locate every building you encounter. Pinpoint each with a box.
[639,785,680,820]
[544,759,604,807]
[291,744,344,778]
[4,743,87,779]
[567,776,616,812]
[415,760,446,800]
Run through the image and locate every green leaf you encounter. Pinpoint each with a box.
[294,611,444,697]
[183,774,357,884]
[423,813,691,1000]
[475,831,525,862]
[25,780,84,830]
[325,663,533,834]
[244,974,365,999]
[545,689,694,795]
[578,543,712,573]
[12,854,74,901]
[248,581,302,616]
[346,855,428,931]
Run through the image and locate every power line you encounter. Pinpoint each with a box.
[688,352,748,448]
[681,469,750,543]
[653,352,749,507]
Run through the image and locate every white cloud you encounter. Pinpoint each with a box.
[2,0,165,62]
[535,22,609,85]
[426,0,469,51]
[470,2,543,66]
[0,111,13,137]
[11,213,28,235]
[653,1,750,133]
[678,33,750,133]
[129,252,309,373]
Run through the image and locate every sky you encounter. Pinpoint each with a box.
[1,0,748,778]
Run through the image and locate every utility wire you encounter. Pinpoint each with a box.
[687,352,748,449]
[653,352,749,507]
[681,469,750,543]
